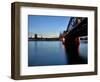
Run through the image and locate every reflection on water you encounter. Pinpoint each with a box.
[64,41,87,64]
[28,41,87,66]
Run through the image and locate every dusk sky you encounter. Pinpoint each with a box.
[28,15,70,38]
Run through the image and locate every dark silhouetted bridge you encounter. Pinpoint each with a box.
[59,17,88,64]
[59,17,88,49]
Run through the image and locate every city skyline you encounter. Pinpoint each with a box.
[28,15,70,38]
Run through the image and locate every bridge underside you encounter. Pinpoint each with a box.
[63,18,87,52]
[60,18,88,63]
[65,18,87,40]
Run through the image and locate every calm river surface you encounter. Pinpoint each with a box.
[28,41,87,66]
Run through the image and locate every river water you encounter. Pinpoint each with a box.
[28,41,87,66]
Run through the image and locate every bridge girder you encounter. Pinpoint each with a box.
[65,18,87,40]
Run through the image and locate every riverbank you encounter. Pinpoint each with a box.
[28,38,59,41]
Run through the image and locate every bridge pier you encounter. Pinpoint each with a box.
[64,37,80,50]
[64,37,83,64]
[63,37,87,64]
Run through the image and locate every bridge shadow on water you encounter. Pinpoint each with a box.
[63,43,87,65]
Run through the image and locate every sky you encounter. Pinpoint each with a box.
[28,15,70,38]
